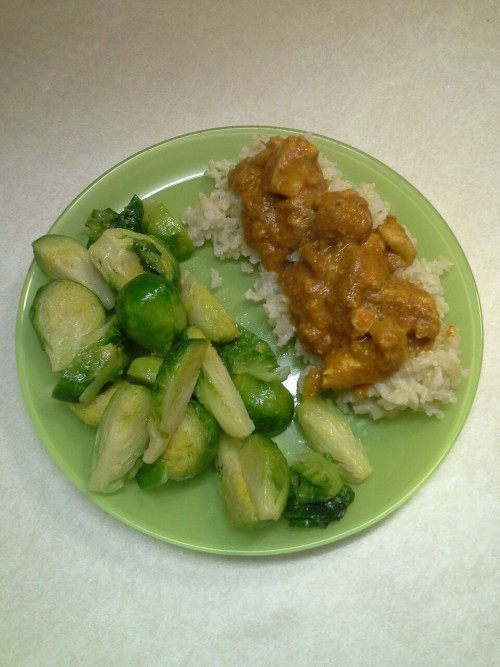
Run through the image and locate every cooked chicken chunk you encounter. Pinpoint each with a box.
[377,215,416,268]
[314,189,373,244]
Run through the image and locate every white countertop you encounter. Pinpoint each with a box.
[2,1,499,665]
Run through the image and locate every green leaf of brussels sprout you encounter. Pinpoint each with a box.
[288,451,345,503]
[218,326,289,382]
[285,485,355,529]
[131,237,180,285]
[85,194,144,247]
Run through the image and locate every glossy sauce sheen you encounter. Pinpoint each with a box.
[228,136,440,391]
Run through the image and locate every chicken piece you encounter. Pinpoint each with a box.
[322,337,404,390]
[314,189,373,244]
[350,307,378,337]
[280,260,340,356]
[229,136,324,271]
[369,318,408,366]
[302,367,323,399]
[378,277,440,339]
[377,216,416,269]
[264,135,326,198]
[336,233,391,308]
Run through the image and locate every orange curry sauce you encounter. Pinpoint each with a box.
[228,135,440,393]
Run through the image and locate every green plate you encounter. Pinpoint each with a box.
[16,126,483,555]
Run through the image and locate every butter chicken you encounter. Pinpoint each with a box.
[228,136,440,392]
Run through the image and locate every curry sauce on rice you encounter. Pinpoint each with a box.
[183,134,466,419]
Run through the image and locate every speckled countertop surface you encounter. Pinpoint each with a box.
[1,2,499,665]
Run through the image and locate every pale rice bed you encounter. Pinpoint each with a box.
[182,135,466,419]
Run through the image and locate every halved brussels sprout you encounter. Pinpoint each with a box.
[180,270,239,343]
[30,279,106,372]
[193,342,254,440]
[89,228,180,291]
[142,197,195,261]
[239,434,290,523]
[68,381,125,427]
[32,234,115,309]
[144,338,208,464]
[136,400,219,487]
[51,317,128,404]
[296,396,372,483]
[161,400,219,480]
[88,383,154,494]
[216,433,290,527]
[215,434,258,527]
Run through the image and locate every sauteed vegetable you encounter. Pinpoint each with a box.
[30,193,369,529]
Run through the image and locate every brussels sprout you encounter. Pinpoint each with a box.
[231,373,294,436]
[130,237,180,285]
[30,279,106,372]
[284,444,355,530]
[52,317,128,404]
[193,342,254,440]
[287,451,345,503]
[136,400,219,487]
[296,396,372,483]
[32,234,115,309]
[88,228,145,290]
[239,434,290,522]
[142,197,195,261]
[135,457,169,489]
[85,194,143,246]
[161,400,219,480]
[127,355,163,387]
[144,338,208,464]
[115,273,187,355]
[68,381,125,427]
[88,383,153,493]
[285,484,355,529]
[89,228,180,291]
[218,326,289,382]
[215,434,258,527]
[180,270,239,343]
[216,433,290,526]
